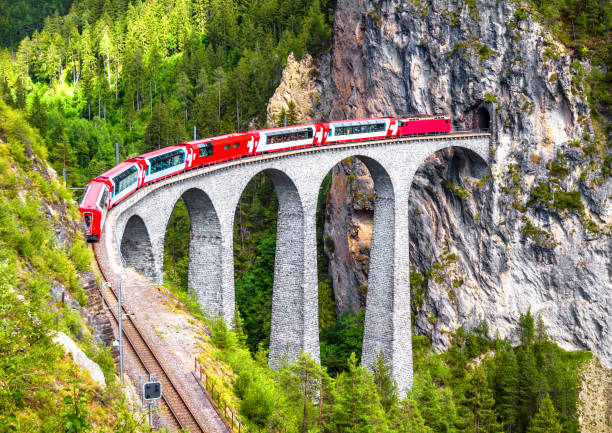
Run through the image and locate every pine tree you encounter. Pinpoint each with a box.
[371,350,399,414]
[492,343,519,433]
[526,394,562,433]
[519,310,535,346]
[329,353,388,433]
[231,308,248,348]
[286,100,299,125]
[390,396,433,433]
[460,368,501,433]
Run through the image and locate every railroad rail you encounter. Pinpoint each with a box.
[91,244,208,433]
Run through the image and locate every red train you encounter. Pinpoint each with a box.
[80,114,451,241]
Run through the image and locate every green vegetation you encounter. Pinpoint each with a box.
[204,309,588,433]
[525,0,611,121]
[0,0,333,190]
[522,216,554,245]
[442,179,471,199]
[529,182,553,205]
[553,190,583,212]
[0,99,160,432]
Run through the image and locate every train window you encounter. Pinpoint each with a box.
[335,122,386,136]
[224,144,231,150]
[446,120,449,123]
[148,149,185,175]
[113,166,138,195]
[267,128,314,144]
[98,188,108,209]
[233,143,240,148]
[198,142,213,157]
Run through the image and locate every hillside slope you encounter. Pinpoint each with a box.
[0,99,150,431]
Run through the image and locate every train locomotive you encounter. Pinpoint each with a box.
[79,114,451,241]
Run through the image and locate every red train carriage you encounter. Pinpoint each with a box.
[185,132,254,168]
[397,114,451,136]
[79,161,141,241]
[323,117,398,144]
[79,180,111,242]
[133,146,192,186]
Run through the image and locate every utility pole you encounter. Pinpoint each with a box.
[118,281,123,384]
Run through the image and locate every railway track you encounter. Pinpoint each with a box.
[91,244,207,433]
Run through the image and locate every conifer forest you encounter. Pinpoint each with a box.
[0,0,609,432]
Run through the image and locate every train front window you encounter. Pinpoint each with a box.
[198,142,213,157]
[149,149,185,175]
[113,166,138,195]
[84,213,92,229]
[335,122,386,136]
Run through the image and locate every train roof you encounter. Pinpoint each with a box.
[183,132,251,146]
[80,180,105,208]
[133,145,185,160]
[97,161,139,179]
[398,114,450,120]
[256,123,317,134]
[326,117,394,125]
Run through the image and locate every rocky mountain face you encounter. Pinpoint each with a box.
[266,0,611,366]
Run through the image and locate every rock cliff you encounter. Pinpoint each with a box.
[267,0,611,366]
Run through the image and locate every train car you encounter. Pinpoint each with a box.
[185,132,254,168]
[251,123,323,154]
[79,160,142,241]
[79,180,111,242]
[397,114,451,136]
[322,117,398,144]
[134,145,192,186]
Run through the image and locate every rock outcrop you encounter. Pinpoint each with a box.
[268,0,611,365]
[266,53,331,125]
[53,331,106,388]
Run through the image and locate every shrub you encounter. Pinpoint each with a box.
[485,93,499,104]
[553,190,583,212]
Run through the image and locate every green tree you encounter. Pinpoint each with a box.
[391,396,433,433]
[371,350,399,414]
[490,341,519,433]
[526,394,562,433]
[278,351,328,433]
[519,310,535,346]
[329,353,388,433]
[459,368,500,433]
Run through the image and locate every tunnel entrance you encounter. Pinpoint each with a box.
[474,107,490,130]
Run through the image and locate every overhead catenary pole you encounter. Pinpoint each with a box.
[194,126,197,141]
[115,142,119,166]
[118,281,123,384]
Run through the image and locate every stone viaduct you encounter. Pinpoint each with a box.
[100,133,490,394]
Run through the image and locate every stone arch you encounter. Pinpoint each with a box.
[315,154,397,373]
[165,188,223,316]
[350,156,397,373]
[236,168,305,367]
[120,214,156,280]
[408,143,491,364]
